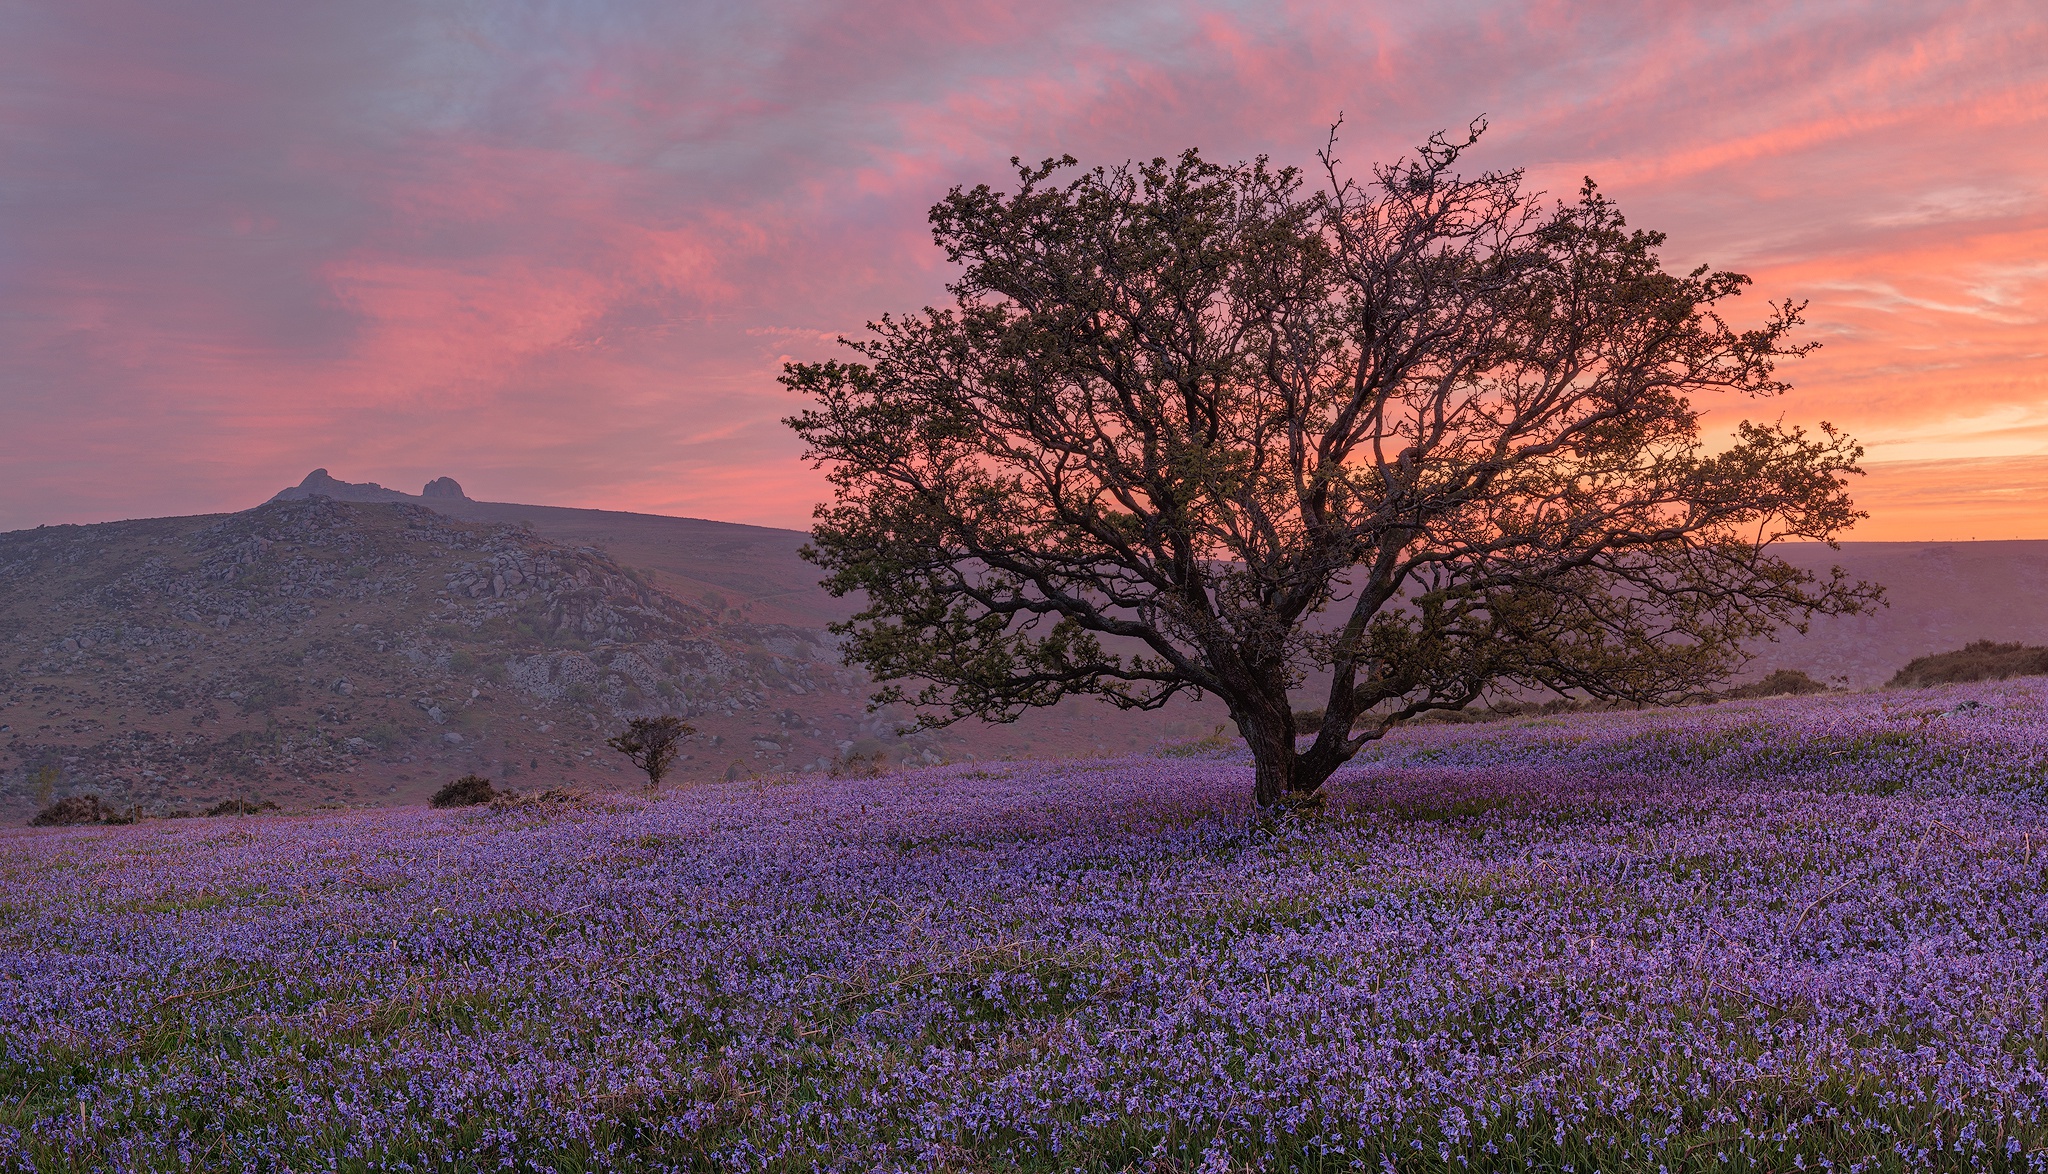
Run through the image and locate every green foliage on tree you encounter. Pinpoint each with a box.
[784,122,1880,806]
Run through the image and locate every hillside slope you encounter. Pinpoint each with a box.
[275,469,842,627]
[0,495,1215,817]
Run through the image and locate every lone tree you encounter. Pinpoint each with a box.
[607,716,693,789]
[784,124,1879,807]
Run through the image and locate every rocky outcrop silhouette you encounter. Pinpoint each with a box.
[271,469,467,505]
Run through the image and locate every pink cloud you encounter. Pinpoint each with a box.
[1,0,2043,542]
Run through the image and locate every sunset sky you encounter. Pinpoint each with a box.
[3,1,2044,539]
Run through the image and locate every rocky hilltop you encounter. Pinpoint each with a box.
[271,468,472,505]
[268,468,428,505]
[0,494,1211,817]
[271,470,850,628]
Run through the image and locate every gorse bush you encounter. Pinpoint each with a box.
[429,774,497,808]
[28,764,59,807]
[361,720,406,750]
[486,785,587,814]
[26,794,128,827]
[1723,668,1832,698]
[1890,640,2048,688]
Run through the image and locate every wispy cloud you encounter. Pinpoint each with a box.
[1,0,2043,536]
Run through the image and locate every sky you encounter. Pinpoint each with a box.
[2,0,2044,539]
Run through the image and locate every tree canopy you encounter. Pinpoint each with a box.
[784,123,1879,806]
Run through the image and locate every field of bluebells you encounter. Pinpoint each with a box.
[3,682,2047,1172]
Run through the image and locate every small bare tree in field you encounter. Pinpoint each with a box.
[607,716,693,789]
[785,122,1880,807]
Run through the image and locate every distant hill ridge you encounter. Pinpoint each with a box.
[3,469,2045,819]
[259,466,2048,702]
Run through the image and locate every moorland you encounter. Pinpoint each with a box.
[4,476,2048,1171]
[0,473,1229,820]
[6,470,2048,821]
[2,679,2045,1170]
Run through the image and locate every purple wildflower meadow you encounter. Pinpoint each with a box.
[2,682,2046,1172]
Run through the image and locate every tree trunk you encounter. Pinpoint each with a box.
[1252,748,1291,808]
[1239,708,1340,807]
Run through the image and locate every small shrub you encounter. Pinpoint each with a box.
[1889,640,2048,688]
[205,797,278,817]
[29,795,129,827]
[430,774,497,808]
[1724,669,1831,699]
[828,750,889,779]
[488,786,587,813]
